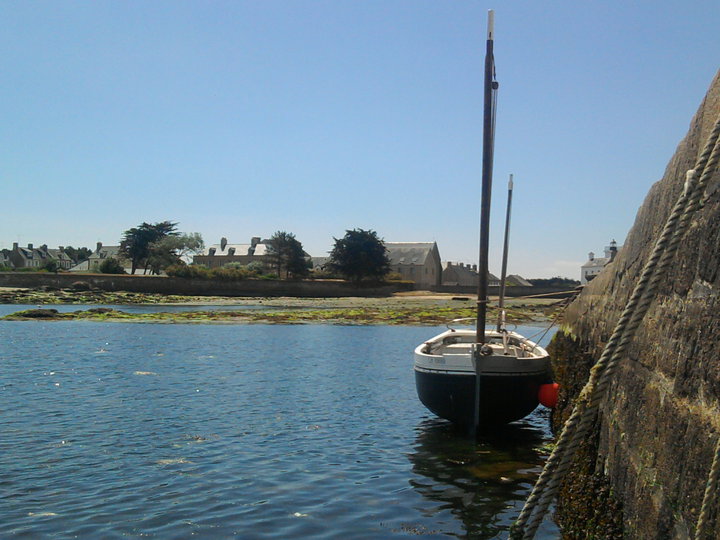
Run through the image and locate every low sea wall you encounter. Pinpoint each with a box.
[431,284,576,298]
[0,272,413,298]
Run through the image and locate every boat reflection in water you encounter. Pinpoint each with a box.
[408,410,560,539]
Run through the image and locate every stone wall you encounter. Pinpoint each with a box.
[0,272,413,298]
[552,70,720,538]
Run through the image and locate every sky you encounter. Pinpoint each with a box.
[1,1,718,279]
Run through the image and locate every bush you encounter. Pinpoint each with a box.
[385,272,404,281]
[166,264,210,279]
[208,266,255,281]
[42,259,60,273]
[99,258,126,274]
[165,263,278,281]
[245,261,267,274]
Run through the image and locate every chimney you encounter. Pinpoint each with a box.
[472,264,477,271]
[589,251,595,261]
[96,242,102,253]
[221,237,228,250]
[59,246,64,251]
[459,262,464,268]
[13,242,18,250]
[27,243,33,250]
[251,237,261,247]
[41,244,47,251]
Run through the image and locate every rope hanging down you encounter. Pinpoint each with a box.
[511,110,720,540]
[695,435,720,540]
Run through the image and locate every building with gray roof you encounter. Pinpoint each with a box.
[581,240,619,284]
[385,242,442,290]
[193,237,271,268]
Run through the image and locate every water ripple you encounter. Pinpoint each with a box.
[0,321,559,538]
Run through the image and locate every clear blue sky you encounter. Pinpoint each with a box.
[2,1,718,278]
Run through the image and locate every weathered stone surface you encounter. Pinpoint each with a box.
[553,70,720,538]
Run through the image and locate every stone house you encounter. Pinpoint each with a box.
[0,249,13,269]
[193,237,271,269]
[70,242,132,273]
[4,243,74,270]
[7,243,48,269]
[581,240,619,284]
[43,246,74,270]
[442,262,500,287]
[385,242,442,290]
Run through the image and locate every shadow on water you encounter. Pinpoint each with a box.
[408,409,557,539]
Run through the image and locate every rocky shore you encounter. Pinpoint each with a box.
[0,287,562,325]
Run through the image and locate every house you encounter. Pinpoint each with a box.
[505,274,533,287]
[385,242,442,290]
[310,256,331,272]
[7,243,46,269]
[442,262,500,288]
[0,249,13,269]
[70,242,132,273]
[193,237,271,269]
[42,245,74,270]
[581,240,619,284]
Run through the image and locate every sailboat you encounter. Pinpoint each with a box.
[414,11,555,430]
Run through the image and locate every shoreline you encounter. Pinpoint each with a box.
[0,288,563,325]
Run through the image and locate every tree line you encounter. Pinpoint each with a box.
[108,223,392,284]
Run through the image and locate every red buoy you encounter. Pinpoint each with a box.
[538,383,560,408]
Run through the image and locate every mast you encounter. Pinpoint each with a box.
[497,174,513,331]
[475,9,498,344]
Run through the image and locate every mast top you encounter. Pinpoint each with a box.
[508,173,513,190]
[487,10,494,40]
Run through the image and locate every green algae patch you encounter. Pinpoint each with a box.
[1,295,561,325]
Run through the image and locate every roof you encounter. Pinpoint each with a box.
[89,246,122,260]
[385,242,437,266]
[506,274,533,287]
[45,248,72,261]
[201,242,269,257]
[582,257,609,269]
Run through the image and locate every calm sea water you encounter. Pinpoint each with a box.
[0,317,559,539]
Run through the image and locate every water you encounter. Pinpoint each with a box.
[0,319,559,538]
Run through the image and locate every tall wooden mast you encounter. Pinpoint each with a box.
[475,10,498,344]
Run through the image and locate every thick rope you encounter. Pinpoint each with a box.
[511,112,720,539]
[695,434,720,540]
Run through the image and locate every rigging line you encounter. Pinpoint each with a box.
[512,109,720,539]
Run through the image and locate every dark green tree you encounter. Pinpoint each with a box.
[41,259,59,273]
[64,246,92,263]
[120,221,178,274]
[146,233,204,275]
[98,257,126,274]
[329,229,391,284]
[266,231,309,279]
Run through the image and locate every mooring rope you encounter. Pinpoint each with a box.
[510,111,720,540]
[695,434,720,540]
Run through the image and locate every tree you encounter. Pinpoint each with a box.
[64,246,92,263]
[42,259,59,273]
[329,229,391,284]
[266,231,309,279]
[120,221,178,274]
[145,233,205,275]
[98,257,126,274]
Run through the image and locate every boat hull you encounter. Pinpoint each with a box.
[413,329,552,427]
[414,368,550,427]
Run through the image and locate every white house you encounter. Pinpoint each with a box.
[581,240,619,284]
